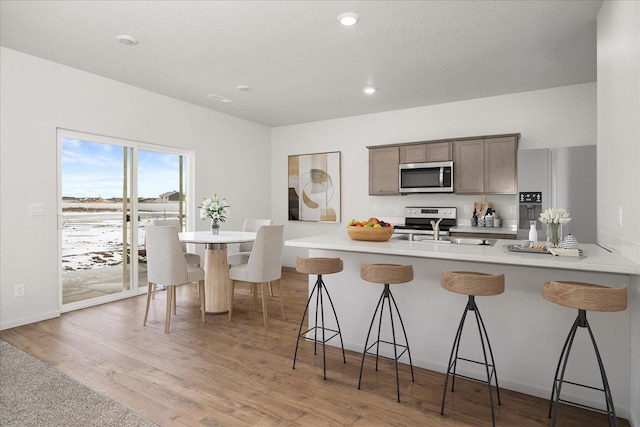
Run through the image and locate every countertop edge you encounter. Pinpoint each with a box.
[285,235,640,276]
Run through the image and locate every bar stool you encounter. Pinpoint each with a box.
[292,257,346,380]
[358,263,414,402]
[543,281,628,427]
[440,271,504,427]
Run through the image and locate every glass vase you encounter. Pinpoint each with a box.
[211,218,220,235]
[547,223,562,248]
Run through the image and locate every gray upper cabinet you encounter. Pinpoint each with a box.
[399,142,452,163]
[453,139,485,193]
[485,136,517,194]
[399,144,427,163]
[453,136,518,194]
[369,146,400,195]
[426,142,452,162]
[369,133,518,196]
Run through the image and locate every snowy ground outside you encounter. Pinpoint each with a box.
[62,201,183,304]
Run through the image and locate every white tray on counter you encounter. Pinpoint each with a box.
[504,244,583,257]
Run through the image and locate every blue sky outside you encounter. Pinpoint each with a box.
[62,138,183,199]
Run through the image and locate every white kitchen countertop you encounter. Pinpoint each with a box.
[286,233,640,275]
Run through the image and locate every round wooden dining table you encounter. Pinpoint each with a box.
[178,231,256,313]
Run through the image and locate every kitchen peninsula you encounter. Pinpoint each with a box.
[286,234,639,418]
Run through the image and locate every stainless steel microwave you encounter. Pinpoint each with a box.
[399,161,454,193]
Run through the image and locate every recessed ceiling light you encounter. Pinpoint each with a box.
[207,93,232,103]
[236,85,252,92]
[363,86,376,95]
[115,34,138,46]
[338,12,359,26]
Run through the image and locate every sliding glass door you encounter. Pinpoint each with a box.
[136,149,187,292]
[58,130,190,311]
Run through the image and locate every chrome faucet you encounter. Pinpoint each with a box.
[430,218,443,241]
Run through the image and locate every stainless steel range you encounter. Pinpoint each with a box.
[393,207,457,240]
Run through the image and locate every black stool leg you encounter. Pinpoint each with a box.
[442,296,500,427]
[388,289,415,382]
[585,317,618,427]
[358,289,386,389]
[322,283,347,364]
[387,286,414,402]
[549,310,619,427]
[441,303,470,415]
[318,278,327,379]
[293,276,320,370]
[359,285,413,403]
[549,314,581,426]
[474,301,500,426]
[382,286,402,402]
[293,274,346,380]
[374,288,387,372]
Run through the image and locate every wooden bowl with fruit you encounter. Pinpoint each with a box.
[347,218,394,241]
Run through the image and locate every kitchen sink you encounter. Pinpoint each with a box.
[393,235,496,246]
[441,237,496,246]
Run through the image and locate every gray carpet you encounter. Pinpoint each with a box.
[0,340,157,427]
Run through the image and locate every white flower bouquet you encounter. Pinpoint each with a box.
[199,194,230,222]
[538,208,572,225]
[539,208,571,247]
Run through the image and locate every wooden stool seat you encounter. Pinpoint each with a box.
[292,257,346,380]
[296,257,343,275]
[543,280,628,426]
[440,270,504,427]
[360,263,413,284]
[440,271,504,296]
[542,281,627,312]
[358,263,415,402]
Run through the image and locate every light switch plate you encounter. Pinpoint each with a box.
[29,203,45,216]
[617,206,622,227]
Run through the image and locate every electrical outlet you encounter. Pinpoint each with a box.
[510,205,516,214]
[463,205,470,214]
[15,284,25,297]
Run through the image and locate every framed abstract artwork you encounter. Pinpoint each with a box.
[288,151,341,222]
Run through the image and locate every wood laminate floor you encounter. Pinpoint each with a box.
[1,267,630,426]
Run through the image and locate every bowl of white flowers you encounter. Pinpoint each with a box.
[538,208,571,248]
[200,194,230,235]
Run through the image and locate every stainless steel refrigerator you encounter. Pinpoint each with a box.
[517,145,597,244]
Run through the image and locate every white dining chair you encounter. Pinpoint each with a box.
[151,218,202,299]
[227,218,272,266]
[228,224,284,328]
[144,225,206,333]
[152,218,201,266]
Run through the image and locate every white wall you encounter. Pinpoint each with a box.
[0,47,272,330]
[597,1,640,264]
[598,2,640,426]
[271,83,597,266]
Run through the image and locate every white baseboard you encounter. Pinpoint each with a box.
[0,310,60,331]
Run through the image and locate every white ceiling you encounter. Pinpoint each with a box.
[0,0,602,127]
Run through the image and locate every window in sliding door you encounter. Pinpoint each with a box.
[58,130,191,311]
[137,149,187,290]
